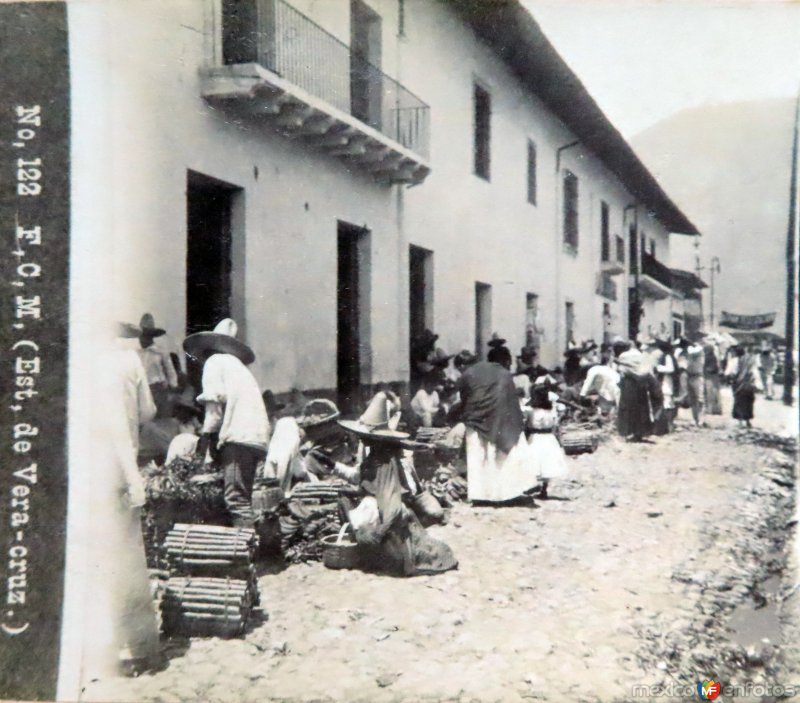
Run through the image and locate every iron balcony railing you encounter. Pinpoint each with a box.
[641,251,673,289]
[222,0,430,159]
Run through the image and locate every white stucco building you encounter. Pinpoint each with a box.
[70,0,700,409]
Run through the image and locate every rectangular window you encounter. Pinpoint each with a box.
[641,233,647,258]
[527,140,537,205]
[629,224,638,273]
[562,170,579,250]
[600,201,610,262]
[473,83,491,180]
[649,238,656,257]
[615,235,625,263]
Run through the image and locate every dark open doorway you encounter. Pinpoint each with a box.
[186,171,242,385]
[409,244,433,348]
[337,221,371,413]
[475,282,492,359]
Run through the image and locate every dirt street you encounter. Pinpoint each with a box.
[84,389,798,703]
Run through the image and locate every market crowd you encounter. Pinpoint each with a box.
[97,313,778,677]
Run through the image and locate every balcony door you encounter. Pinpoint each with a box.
[350,0,382,131]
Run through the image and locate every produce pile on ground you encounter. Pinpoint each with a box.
[278,499,345,564]
[141,456,227,568]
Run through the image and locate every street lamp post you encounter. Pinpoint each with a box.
[709,256,721,331]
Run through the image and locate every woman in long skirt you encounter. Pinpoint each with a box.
[614,342,655,441]
[703,337,723,415]
[731,346,761,428]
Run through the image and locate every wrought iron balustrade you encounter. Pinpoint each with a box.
[641,251,673,289]
[222,0,430,158]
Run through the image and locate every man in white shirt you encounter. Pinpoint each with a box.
[137,313,178,418]
[580,355,620,414]
[184,319,269,527]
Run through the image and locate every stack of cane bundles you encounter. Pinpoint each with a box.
[161,523,260,638]
[290,480,360,503]
[560,430,599,456]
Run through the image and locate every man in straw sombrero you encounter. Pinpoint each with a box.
[183,319,269,527]
[335,392,457,576]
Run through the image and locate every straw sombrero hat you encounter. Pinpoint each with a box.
[139,313,166,338]
[428,348,454,367]
[338,392,412,445]
[183,318,255,365]
[488,332,507,348]
[117,322,142,339]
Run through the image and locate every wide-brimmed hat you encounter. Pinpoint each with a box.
[338,392,411,445]
[488,332,507,348]
[581,340,599,353]
[414,329,438,348]
[533,373,561,389]
[262,390,287,416]
[454,349,478,368]
[183,318,255,365]
[428,348,453,368]
[139,313,166,338]
[117,322,142,339]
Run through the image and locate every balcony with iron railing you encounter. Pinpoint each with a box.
[200,0,431,184]
[638,251,673,300]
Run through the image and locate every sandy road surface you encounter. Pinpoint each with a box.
[85,389,798,703]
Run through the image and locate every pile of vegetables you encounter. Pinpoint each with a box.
[141,456,227,567]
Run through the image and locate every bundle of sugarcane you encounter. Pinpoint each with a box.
[281,506,343,564]
[561,430,599,455]
[290,480,360,503]
[415,427,451,443]
[161,576,258,638]
[163,524,258,576]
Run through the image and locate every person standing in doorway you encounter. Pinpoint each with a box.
[184,318,270,527]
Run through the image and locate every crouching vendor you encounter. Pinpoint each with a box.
[335,393,458,577]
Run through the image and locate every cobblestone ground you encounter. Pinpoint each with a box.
[84,388,798,703]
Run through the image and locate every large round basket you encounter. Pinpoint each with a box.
[321,532,361,570]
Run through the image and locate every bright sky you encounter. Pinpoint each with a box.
[524,0,800,137]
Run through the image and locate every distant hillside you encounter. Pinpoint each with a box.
[631,97,795,334]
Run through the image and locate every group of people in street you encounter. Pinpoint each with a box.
[95,314,782,680]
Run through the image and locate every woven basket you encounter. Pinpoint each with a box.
[252,479,284,512]
[321,526,361,570]
[410,490,444,521]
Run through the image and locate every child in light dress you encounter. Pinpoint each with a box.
[524,377,568,499]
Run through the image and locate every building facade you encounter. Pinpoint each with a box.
[69,0,699,408]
